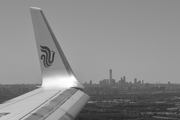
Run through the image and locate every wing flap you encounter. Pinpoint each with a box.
[60,90,89,119]
[21,88,89,120]
[43,90,89,120]
[21,88,76,120]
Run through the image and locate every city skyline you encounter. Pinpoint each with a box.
[86,69,171,85]
[0,1,180,84]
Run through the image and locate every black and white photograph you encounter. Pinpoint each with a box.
[0,1,180,120]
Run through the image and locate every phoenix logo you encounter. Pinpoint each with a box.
[40,46,55,68]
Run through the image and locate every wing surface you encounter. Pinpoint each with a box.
[0,7,89,120]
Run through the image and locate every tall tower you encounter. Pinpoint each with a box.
[123,76,126,83]
[109,69,112,84]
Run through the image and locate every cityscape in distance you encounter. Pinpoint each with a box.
[77,69,180,120]
[84,69,180,95]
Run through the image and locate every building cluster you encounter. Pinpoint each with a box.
[83,69,179,95]
[98,69,144,86]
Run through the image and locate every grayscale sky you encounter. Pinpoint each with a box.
[0,0,180,84]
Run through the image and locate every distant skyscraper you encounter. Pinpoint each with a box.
[123,76,126,84]
[142,80,144,84]
[119,77,123,85]
[123,76,126,81]
[109,69,113,85]
[134,78,137,84]
[89,80,92,85]
[168,81,171,86]
[109,69,112,81]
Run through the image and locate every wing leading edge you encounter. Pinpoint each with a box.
[0,7,89,120]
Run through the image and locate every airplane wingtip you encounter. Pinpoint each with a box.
[30,7,42,10]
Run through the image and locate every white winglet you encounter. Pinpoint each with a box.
[30,7,84,90]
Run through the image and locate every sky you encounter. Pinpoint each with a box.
[0,0,180,84]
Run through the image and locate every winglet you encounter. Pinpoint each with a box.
[30,7,84,90]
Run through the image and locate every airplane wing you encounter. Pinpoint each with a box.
[0,7,89,120]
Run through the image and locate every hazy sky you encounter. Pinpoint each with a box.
[0,0,180,84]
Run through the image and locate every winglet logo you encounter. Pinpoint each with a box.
[40,46,55,68]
